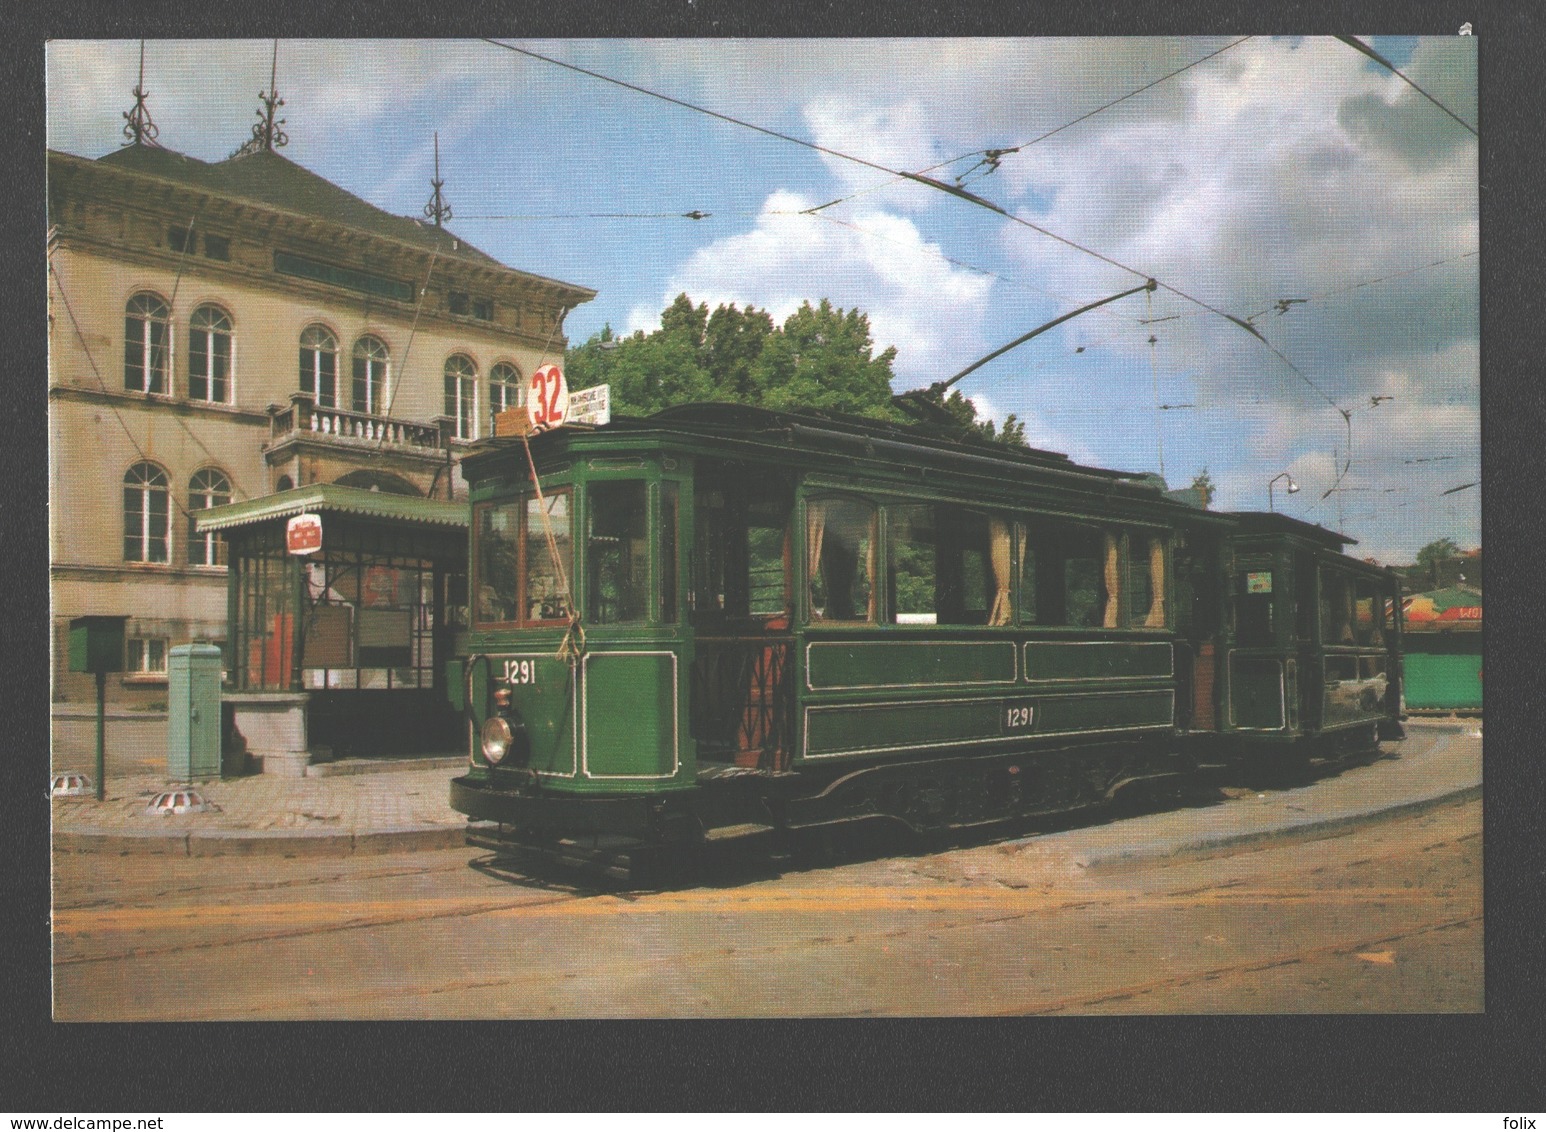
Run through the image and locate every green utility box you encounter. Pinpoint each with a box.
[68,615,127,674]
[168,643,224,780]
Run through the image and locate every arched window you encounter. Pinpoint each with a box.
[444,354,478,440]
[489,361,522,431]
[298,324,338,408]
[188,304,233,403]
[124,462,171,564]
[352,335,390,415]
[188,468,232,566]
[124,293,169,394]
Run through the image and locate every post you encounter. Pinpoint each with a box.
[94,670,107,801]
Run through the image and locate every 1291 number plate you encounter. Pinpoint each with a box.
[501,658,539,686]
[1002,701,1036,732]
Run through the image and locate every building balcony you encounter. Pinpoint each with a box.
[268,393,453,452]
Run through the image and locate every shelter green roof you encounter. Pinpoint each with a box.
[1409,586,1484,610]
[196,483,468,533]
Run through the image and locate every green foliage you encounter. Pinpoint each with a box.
[1190,468,1215,509]
[1415,537,1461,567]
[566,294,1024,446]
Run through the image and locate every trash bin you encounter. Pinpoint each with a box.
[168,644,223,780]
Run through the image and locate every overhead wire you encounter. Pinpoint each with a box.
[803,37,1253,214]
[486,36,1472,527]
[481,36,1273,356]
[48,237,256,516]
[1335,36,1478,136]
[48,262,224,526]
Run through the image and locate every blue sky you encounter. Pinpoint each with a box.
[46,37,1479,565]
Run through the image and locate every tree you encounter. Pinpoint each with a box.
[1415,537,1461,567]
[1190,468,1215,510]
[566,294,1024,445]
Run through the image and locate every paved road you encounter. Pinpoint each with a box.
[53,786,1481,1018]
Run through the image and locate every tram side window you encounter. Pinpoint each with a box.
[807,498,875,622]
[1321,569,1355,644]
[1022,519,1115,627]
[888,504,938,624]
[1354,580,1385,647]
[1236,569,1276,647]
[1126,532,1168,628]
[887,504,1003,625]
[587,481,649,624]
[694,473,791,621]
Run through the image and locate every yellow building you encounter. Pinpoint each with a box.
[48,129,594,743]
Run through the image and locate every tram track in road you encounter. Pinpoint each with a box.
[52,885,598,968]
[992,912,1483,1015]
[52,798,1480,1017]
[51,856,477,913]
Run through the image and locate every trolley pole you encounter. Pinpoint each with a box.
[94,669,107,801]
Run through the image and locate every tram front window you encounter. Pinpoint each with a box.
[473,491,573,627]
[587,481,648,624]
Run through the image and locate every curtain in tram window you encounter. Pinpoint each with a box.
[988,517,1013,626]
[805,500,827,618]
[1016,520,1029,622]
[1103,531,1121,628]
[1145,536,1167,628]
[864,515,878,622]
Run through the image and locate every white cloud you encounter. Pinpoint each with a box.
[635,190,995,386]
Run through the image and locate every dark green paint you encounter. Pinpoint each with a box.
[806,639,1016,689]
[583,652,677,778]
[1230,656,1285,729]
[1023,640,1171,681]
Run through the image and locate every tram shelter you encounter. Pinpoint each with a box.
[198,484,468,775]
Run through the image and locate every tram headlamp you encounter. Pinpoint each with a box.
[481,716,516,764]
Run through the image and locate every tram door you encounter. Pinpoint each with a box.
[688,463,795,770]
[1179,533,1222,730]
[1294,551,1323,732]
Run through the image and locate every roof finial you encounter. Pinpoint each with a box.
[423,132,453,227]
[235,40,289,157]
[121,40,161,148]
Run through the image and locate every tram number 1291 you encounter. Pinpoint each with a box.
[1002,701,1036,732]
[501,658,538,686]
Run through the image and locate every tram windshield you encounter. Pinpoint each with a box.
[473,491,573,627]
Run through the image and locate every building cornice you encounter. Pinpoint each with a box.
[49,383,274,426]
[50,232,570,351]
[48,149,596,330]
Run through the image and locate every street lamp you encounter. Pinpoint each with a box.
[1268,472,1299,512]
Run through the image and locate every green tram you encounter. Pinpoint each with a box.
[448,403,1403,863]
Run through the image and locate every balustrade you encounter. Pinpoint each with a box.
[270,393,445,450]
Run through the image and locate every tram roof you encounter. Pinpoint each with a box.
[196,483,468,533]
[480,402,1201,501]
[1224,510,1359,550]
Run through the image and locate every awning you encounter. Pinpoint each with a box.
[196,483,468,532]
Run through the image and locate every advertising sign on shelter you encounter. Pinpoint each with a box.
[287,513,323,555]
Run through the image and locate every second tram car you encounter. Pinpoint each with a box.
[449,403,1403,867]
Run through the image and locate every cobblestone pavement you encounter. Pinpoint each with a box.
[50,758,468,855]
